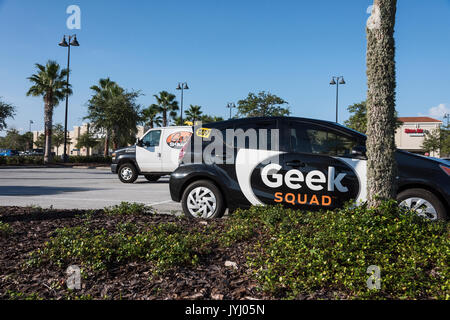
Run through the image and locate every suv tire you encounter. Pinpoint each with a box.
[118,163,138,184]
[397,188,447,221]
[181,180,225,219]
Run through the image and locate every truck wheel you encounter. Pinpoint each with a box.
[397,188,447,221]
[181,180,225,219]
[145,175,161,182]
[118,163,138,183]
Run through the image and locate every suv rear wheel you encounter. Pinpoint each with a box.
[397,188,447,221]
[118,163,138,184]
[181,180,225,219]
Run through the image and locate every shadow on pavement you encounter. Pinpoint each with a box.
[0,186,100,196]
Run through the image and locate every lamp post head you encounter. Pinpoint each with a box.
[339,78,346,85]
[183,83,189,90]
[70,35,80,47]
[59,36,69,47]
[176,83,182,90]
[330,78,337,85]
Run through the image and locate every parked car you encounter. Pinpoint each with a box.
[169,117,450,220]
[111,126,193,183]
[0,149,19,157]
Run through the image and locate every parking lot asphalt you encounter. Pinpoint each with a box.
[0,167,182,213]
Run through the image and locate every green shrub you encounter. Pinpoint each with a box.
[28,223,211,273]
[242,201,449,299]
[0,221,13,237]
[104,202,153,216]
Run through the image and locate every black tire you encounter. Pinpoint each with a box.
[397,188,447,221]
[181,180,225,219]
[118,163,138,184]
[144,175,161,182]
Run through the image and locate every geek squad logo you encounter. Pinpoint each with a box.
[261,163,349,206]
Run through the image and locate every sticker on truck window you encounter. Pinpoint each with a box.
[196,128,211,138]
[166,131,192,149]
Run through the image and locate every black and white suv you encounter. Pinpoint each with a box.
[169,117,450,220]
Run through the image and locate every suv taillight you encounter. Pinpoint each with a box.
[440,165,450,176]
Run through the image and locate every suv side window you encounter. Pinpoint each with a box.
[142,130,161,147]
[288,122,358,157]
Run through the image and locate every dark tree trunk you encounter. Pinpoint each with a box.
[366,0,398,207]
[43,97,53,164]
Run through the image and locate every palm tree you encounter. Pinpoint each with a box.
[26,60,71,163]
[87,78,117,156]
[366,0,398,206]
[141,104,162,129]
[153,91,179,127]
[185,105,203,124]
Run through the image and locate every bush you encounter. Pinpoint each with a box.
[28,222,211,273]
[240,201,449,299]
[104,202,153,216]
[0,221,13,237]
[0,155,111,166]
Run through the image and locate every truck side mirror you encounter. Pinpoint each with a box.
[136,139,143,147]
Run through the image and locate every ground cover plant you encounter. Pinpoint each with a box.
[0,201,448,300]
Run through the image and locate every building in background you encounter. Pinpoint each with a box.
[33,124,146,156]
[395,117,442,157]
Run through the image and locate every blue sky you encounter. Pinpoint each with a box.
[0,0,449,135]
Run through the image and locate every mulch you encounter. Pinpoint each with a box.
[0,206,270,300]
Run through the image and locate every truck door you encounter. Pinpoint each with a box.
[136,129,162,172]
[161,129,192,172]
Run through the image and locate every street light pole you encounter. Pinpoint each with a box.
[227,103,236,119]
[176,82,189,125]
[59,35,79,162]
[330,76,346,123]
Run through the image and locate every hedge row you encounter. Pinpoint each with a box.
[0,155,112,166]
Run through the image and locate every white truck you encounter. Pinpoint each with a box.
[111,126,193,183]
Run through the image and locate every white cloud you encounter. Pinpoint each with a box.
[426,103,450,119]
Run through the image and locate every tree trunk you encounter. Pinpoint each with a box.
[163,110,167,127]
[104,129,110,156]
[43,99,53,164]
[366,0,398,207]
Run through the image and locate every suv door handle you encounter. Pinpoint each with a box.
[286,160,306,168]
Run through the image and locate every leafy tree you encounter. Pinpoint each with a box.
[0,129,21,149]
[86,78,141,151]
[153,91,179,126]
[201,115,224,123]
[185,105,203,123]
[421,129,441,156]
[344,100,402,134]
[87,78,116,155]
[440,125,450,157]
[52,123,65,156]
[0,98,16,131]
[34,133,46,149]
[26,60,71,163]
[141,104,162,129]
[76,131,99,156]
[366,0,398,207]
[237,91,290,118]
